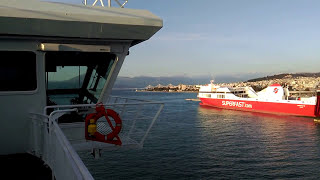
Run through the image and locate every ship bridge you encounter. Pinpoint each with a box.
[0,0,163,179]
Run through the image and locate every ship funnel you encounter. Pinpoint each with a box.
[257,84,284,100]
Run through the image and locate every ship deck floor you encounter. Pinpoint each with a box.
[0,153,52,180]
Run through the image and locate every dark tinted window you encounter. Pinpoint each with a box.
[45,52,115,105]
[0,51,37,91]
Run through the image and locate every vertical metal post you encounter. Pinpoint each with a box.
[92,0,104,6]
[92,0,98,6]
[100,0,105,7]
[139,104,164,147]
[128,104,143,137]
[119,98,128,116]
[85,0,127,7]
[98,44,130,103]
[120,0,128,8]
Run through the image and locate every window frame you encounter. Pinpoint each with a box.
[44,51,116,105]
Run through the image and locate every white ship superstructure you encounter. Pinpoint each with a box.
[0,0,163,179]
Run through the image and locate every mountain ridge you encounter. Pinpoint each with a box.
[246,72,320,82]
[114,73,266,88]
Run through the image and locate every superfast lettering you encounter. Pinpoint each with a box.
[222,101,252,108]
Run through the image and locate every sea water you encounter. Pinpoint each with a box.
[80,89,320,179]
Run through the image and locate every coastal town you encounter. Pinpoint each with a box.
[139,75,320,93]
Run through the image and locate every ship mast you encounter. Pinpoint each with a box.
[83,0,129,7]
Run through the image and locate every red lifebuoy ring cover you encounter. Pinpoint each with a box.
[85,104,122,145]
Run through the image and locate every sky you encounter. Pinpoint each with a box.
[48,0,320,79]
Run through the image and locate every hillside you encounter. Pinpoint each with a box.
[246,73,320,82]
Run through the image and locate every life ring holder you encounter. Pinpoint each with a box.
[85,103,122,145]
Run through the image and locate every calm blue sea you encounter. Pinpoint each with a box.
[80,90,320,179]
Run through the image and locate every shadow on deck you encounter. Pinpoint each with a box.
[0,153,52,180]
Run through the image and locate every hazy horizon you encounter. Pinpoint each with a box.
[117,71,320,80]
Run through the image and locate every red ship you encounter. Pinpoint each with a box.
[198,80,320,117]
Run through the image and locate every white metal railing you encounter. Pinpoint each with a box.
[46,96,164,150]
[30,111,94,180]
[83,0,129,8]
[49,110,94,180]
[30,96,163,179]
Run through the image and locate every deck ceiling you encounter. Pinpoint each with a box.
[0,0,163,45]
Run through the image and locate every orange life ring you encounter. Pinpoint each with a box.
[85,104,122,145]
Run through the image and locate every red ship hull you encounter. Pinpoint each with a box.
[199,97,318,117]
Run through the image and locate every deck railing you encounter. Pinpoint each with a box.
[30,111,94,180]
[30,96,163,179]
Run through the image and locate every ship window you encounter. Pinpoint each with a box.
[205,94,211,98]
[0,51,36,91]
[217,94,225,99]
[45,52,115,105]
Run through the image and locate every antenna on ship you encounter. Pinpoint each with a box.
[209,73,215,85]
[83,0,129,7]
